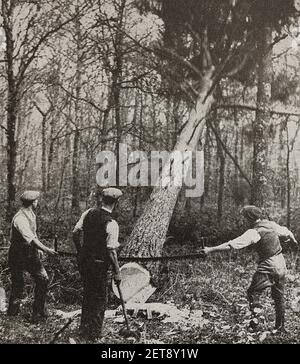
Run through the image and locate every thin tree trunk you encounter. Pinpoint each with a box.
[251,25,273,207]
[3,1,18,220]
[71,4,83,215]
[200,125,211,210]
[216,120,226,221]
[41,114,47,192]
[112,0,126,186]
[234,107,239,183]
[286,133,291,229]
[47,128,55,190]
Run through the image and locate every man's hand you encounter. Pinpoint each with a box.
[46,248,58,256]
[203,247,213,255]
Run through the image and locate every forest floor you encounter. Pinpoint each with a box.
[0,246,300,344]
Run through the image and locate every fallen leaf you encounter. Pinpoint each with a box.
[259,332,269,342]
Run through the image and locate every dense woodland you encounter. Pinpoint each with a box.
[1,0,300,344]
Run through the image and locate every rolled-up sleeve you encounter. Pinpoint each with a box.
[106,220,120,249]
[13,216,36,244]
[271,222,296,241]
[73,209,91,233]
[228,229,261,250]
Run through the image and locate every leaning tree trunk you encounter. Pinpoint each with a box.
[122,78,214,277]
[251,25,273,207]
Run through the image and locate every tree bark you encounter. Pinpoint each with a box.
[3,0,18,220]
[112,0,126,186]
[71,3,83,215]
[216,120,226,221]
[251,25,273,207]
[41,114,47,193]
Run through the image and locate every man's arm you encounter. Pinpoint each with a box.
[271,222,298,246]
[204,242,231,254]
[204,229,261,255]
[14,215,56,255]
[31,238,57,255]
[108,249,121,282]
[72,231,82,254]
[106,220,121,282]
[72,209,92,254]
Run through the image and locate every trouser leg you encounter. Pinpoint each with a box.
[80,261,107,340]
[30,265,49,316]
[271,275,285,330]
[247,272,272,312]
[7,268,24,316]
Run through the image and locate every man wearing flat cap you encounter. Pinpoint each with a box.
[7,191,57,322]
[72,187,123,340]
[203,205,298,332]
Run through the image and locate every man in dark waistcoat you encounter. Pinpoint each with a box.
[203,205,298,332]
[7,191,57,322]
[72,187,122,341]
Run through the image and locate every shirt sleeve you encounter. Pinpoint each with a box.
[13,215,36,244]
[271,222,296,241]
[228,229,261,250]
[106,220,120,249]
[73,209,91,233]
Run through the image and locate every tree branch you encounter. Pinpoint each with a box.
[207,119,252,187]
[216,104,300,117]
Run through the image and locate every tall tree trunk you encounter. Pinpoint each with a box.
[71,128,80,214]
[112,0,126,186]
[47,134,54,191]
[71,4,83,215]
[41,114,47,192]
[234,107,239,184]
[286,134,291,229]
[6,97,18,221]
[3,1,18,220]
[251,25,273,207]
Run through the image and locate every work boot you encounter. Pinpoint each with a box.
[274,300,285,333]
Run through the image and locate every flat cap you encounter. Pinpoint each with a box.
[240,205,262,222]
[20,190,40,202]
[102,188,123,200]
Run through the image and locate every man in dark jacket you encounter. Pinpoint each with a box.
[203,205,298,332]
[7,191,57,322]
[72,188,122,341]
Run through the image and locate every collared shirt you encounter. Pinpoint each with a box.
[227,222,296,251]
[227,221,293,274]
[11,207,38,244]
[73,207,120,250]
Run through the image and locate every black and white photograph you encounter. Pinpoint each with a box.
[0,0,300,347]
